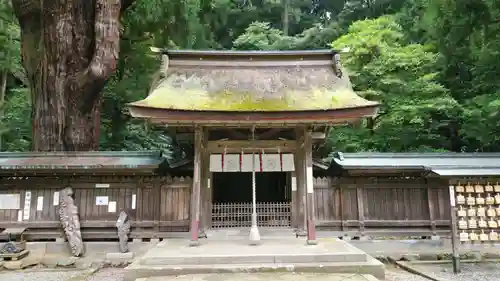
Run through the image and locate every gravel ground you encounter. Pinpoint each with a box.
[81,268,435,281]
[0,268,432,281]
[413,262,500,281]
[384,267,430,281]
[0,270,88,281]
[86,268,125,281]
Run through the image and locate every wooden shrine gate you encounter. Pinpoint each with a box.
[209,152,294,229]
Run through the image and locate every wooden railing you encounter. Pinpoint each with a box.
[212,202,292,228]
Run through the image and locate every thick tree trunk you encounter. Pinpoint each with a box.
[11,0,126,151]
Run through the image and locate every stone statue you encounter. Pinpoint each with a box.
[58,187,84,257]
[116,211,130,253]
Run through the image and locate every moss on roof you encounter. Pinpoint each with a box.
[129,51,377,112]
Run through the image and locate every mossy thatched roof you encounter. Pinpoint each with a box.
[129,50,378,112]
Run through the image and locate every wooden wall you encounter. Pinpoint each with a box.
[0,174,451,241]
[313,176,451,237]
[0,175,192,241]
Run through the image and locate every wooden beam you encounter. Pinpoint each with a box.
[294,127,306,236]
[304,128,317,245]
[225,129,249,140]
[129,105,379,125]
[189,126,203,246]
[207,140,296,153]
[257,128,284,139]
[199,128,210,236]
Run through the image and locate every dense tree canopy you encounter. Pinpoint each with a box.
[1,0,500,157]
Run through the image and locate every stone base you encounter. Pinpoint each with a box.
[136,273,381,281]
[198,230,208,239]
[431,235,441,241]
[106,252,134,261]
[124,239,385,281]
[306,239,318,246]
[188,240,201,247]
[295,230,307,237]
[125,258,384,281]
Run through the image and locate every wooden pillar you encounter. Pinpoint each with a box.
[290,171,297,229]
[199,128,210,238]
[294,127,306,236]
[304,127,317,245]
[189,126,203,246]
[449,183,460,273]
[206,172,212,229]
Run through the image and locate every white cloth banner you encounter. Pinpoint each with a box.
[241,154,259,172]
[223,154,241,172]
[261,154,281,172]
[281,154,295,171]
[210,153,295,172]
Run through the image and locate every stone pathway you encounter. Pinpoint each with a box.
[125,272,379,281]
[6,265,500,281]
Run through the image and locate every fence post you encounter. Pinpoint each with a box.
[427,185,438,238]
[356,186,366,238]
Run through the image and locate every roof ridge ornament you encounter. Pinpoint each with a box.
[160,54,169,78]
[332,53,343,78]
[147,49,169,94]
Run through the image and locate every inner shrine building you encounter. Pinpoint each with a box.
[127,49,379,245]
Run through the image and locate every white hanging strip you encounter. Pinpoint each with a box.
[221,146,227,172]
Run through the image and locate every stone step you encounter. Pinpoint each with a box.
[125,255,385,281]
[139,252,367,266]
[134,273,381,281]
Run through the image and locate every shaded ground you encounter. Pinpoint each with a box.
[411,262,500,281]
[2,238,500,281]
[5,260,500,281]
[0,269,87,281]
[0,267,429,281]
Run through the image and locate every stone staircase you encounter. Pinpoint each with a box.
[123,237,385,281]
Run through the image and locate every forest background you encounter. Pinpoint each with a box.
[0,0,499,162]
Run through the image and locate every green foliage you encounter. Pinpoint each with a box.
[328,16,462,152]
[0,0,500,156]
[2,88,30,151]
